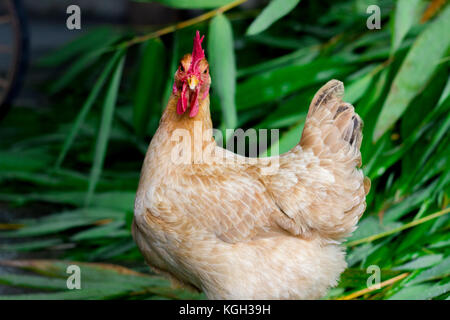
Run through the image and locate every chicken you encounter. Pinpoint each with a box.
[132,31,370,299]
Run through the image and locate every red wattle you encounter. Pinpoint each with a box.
[177,83,188,115]
[189,87,200,118]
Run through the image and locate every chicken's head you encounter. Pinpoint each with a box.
[173,31,210,118]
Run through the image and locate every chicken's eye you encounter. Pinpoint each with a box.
[179,64,185,72]
[203,68,208,74]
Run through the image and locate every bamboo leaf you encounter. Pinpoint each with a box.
[407,256,450,285]
[344,71,375,104]
[261,120,304,157]
[246,0,301,36]
[236,59,354,110]
[55,50,124,168]
[0,260,204,299]
[0,150,51,172]
[209,14,238,132]
[37,27,119,67]
[48,48,108,94]
[135,0,235,9]
[373,5,450,141]
[133,39,165,136]
[346,207,450,247]
[85,52,126,206]
[2,208,123,237]
[0,191,135,211]
[387,283,431,300]
[391,0,424,55]
[338,268,404,288]
[237,45,319,79]
[71,221,128,241]
[162,34,180,110]
[0,274,68,291]
[393,254,443,270]
[0,239,62,252]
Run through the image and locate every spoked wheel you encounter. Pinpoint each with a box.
[0,0,28,119]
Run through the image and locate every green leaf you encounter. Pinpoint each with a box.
[0,191,135,212]
[2,208,123,237]
[393,254,443,271]
[71,221,128,241]
[429,239,450,249]
[0,150,51,172]
[162,34,180,111]
[248,33,316,50]
[0,239,62,252]
[346,241,387,267]
[389,282,450,300]
[436,76,450,108]
[0,260,204,300]
[391,0,424,55]
[237,45,319,78]
[407,256,450,285]
[0,274,68,291]
[85,52,126,206]
[344,70,375,104]
[55,50,124,168]
[133,39,165,136]
[255,90,310,129]
[373,5,450,141]
[88,239,136,260]
[338,268,403,289]
[416,115,450,171]
[0,289,124,300]
[236,59,354,110]
[261,120,304,157]
[347,216,401,243]
[48,48,109,94]
[37,27,119,67]
[384,181,437,222]
[246,0,301,36]
[209,14,238,133]
[387,283,432,300]
[135,0,234,9]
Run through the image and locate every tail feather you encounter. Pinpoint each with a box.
[301,80,363,166]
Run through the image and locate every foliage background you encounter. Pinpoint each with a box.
[0,0,449,300]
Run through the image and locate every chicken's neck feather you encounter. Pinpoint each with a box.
[158,93,215,147]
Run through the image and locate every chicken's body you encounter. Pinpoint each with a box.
[133,33,370,299]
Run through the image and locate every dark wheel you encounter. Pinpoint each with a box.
[0,0,28,120]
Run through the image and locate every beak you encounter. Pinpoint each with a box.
[187,76,199,90]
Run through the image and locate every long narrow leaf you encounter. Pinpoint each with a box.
[133,39,165,136]
[49,48,109,94]
[209,14,238,134]
[85,52,126,206]
[37,27,118,67]
[137,0,234,9]
[55,50,124,168]
[391,0,424,55]
[374,5,450,141]
[246,0,301,36]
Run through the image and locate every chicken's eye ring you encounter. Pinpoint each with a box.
[179,63,185,72]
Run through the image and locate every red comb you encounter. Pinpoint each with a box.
[189,31,205,73]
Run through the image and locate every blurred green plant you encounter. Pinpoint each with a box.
[0,0,448,300]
